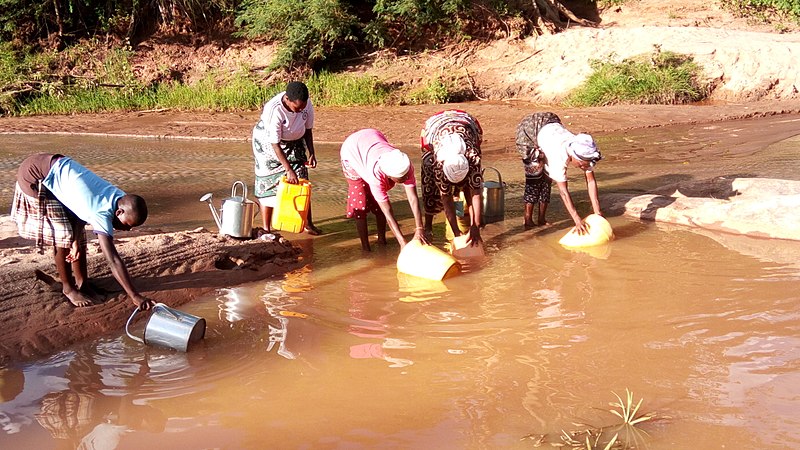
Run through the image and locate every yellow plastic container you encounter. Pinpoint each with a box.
[271,177,311,233]
[445,215,472,241]
[396,240,460,281]
[397,273,449,303]
[558,214,614,248]
[450,234,485,259]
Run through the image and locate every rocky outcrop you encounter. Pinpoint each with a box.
[606,177,800,241]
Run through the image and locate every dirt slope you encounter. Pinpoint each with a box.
[38,0,800,105]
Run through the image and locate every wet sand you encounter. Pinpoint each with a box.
[2,100,800,148]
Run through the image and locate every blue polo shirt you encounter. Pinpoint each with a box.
[42,157,125,236]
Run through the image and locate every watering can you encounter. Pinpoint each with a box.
[482,167,505,224]
[200,181,258,238]
[126,303,206,352]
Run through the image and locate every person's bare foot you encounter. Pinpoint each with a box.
[63,289,93,307]
[376,236,387,245]
[524,220,535,230]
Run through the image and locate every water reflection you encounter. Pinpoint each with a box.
[1,118,800,448]
[33,346,166,448]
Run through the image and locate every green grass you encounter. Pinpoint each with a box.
[404,77,451,105]
[4,58,402,116]
[565,50,708,107]
[155,73,273,111]
[19,89,156,115]
[305,71,392,106]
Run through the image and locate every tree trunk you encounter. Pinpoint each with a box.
[530,0,597,35]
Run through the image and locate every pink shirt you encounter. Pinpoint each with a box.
[340,129,416,203]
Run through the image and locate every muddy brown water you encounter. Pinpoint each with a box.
[1,115,800,449]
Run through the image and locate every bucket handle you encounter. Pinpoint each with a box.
[125,303,173,344]
[482,167,502,185]
[231,180,248,200]
[125,307,145,344]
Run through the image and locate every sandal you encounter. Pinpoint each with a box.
[304,225,323,236]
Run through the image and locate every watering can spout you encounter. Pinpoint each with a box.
[200,193,222,230]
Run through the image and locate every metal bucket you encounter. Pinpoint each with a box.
[126,303,206,352]
[482,167,505,223]
[221,181,258,238]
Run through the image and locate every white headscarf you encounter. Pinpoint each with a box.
[377,149,411,178]
[442,154,469,183]
[567,133,601,163]
[435,133,469,183]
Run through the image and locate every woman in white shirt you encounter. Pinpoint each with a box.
[517,112,603,234]
[252,81,322,235]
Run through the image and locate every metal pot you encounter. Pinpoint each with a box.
[126,303,206,352]
[482,167,505,224]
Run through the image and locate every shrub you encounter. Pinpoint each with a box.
[404,76,451,105]
[565,50,708,107]
[720,0,800,19]
[234,0,357,69]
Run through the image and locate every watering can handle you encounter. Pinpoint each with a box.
[482,167,502,184]
[231,180,248,200]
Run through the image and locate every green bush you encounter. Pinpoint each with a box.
[234,0,357,69]
[404,76,451,105]
[720,0,800,19]
[19,87,156,115]
[565,50,708,107]
[366,0,470,47]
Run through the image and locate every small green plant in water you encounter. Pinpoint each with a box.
[565,48,708,107]
[522,389,665,449]
[610,388,653,426]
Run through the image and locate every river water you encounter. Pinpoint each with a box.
[1,114,800,449]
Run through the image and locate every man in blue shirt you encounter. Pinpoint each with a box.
[11,153,153,310]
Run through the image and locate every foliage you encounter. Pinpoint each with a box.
[365,0,470,48]
[720,0,800,19]
[0,0,238,44]
[592,0,629,8]
[405,76,451,104]
[305,71,392,106]
[156,72,271,111]
[4,64,405,116]
[565,49,708,107]
[234,0,358,69]
[19,88,156,115]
